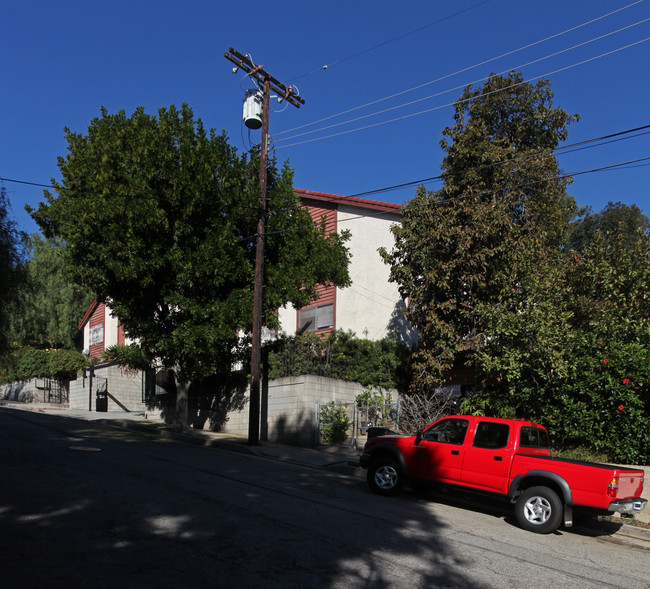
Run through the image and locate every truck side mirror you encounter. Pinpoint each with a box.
[415,429,423,445]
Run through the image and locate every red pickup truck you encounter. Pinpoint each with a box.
[359,414,647,534]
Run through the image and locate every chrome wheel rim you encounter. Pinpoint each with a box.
[523,496,552,524]
[374,465,398,490]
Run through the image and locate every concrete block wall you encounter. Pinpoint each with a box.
[69,364,147,414]
[1,380,41,403]
[100,365,145,412]
[220,375,370,446]
[69,373,90,410]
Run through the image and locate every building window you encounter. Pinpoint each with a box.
[298,303,334,333]
[89,324,104,346]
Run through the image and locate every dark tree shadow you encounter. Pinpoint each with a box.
[0,407,493,589]
[188,372,248,431]
[387,299,418,348]
[143,369,248,431]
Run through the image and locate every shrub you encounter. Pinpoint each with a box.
[2,347,86,383]
[267,330,411,392]
[547,337,649,465]
[102,344,152,372]
[319,401,351,443]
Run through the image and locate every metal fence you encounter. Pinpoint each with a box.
[353,400,401,440]
[42,378,69,405]
[315,399,401,447]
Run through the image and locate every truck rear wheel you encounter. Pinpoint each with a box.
[515,486,563,534]
[367,458,403,496]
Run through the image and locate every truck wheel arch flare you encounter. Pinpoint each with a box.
[509,471,573,506]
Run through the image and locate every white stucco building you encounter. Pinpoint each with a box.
[279,189,415,346]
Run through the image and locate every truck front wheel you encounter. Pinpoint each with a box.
[515,486,563,534]
[367,458,403,496]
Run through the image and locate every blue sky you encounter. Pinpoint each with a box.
[2,0,649,236]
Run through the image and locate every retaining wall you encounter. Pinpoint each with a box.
[69,364,148,414]
[221,374,372,446]
[1,380,40,403]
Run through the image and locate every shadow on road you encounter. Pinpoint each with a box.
[0,407,490,588]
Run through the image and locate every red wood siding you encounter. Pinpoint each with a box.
[302,198,337,234]
[88,302,106,359]
[295,199,338,334]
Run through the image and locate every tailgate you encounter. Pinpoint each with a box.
[616,468,644,498]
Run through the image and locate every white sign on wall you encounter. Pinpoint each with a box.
[89,324,104,346]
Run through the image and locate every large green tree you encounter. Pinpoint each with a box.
[558,226,650,462]
[0,185,26,352]
[473,222,650,462]
[381,72,579,390]
[9,234,94,349]
[568,201,649,251]
[30,104,351,427]
[382,72,649,461]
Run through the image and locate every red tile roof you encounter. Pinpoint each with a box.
[294,189,402,214]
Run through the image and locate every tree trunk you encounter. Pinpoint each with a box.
[174,376,189,431]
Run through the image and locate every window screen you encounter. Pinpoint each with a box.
[299,303,334,333]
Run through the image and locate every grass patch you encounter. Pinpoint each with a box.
[600,514,650,530]
[552,446,610,463]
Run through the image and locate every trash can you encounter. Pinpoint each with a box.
[96,390,108,412]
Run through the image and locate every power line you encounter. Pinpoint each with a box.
[0,177,53,189]
[2,123,648,201]
[346,125,650,199]
[351,282,401,307]
[6,155,648,246]
[255,154,650,241]
[286,0,494,82]
[189,72,235,104]
[276,0,645,139]
[275,36,650,150]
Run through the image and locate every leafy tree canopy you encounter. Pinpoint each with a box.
[9,234,94,349]
[0,185,26,352]
[463,228,650,463]
[568,201,649,251]
[1,347,87,383]
[381,72,579,389]
[380,71,648,462]
[29,104,351,388]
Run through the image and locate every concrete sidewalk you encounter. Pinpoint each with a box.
[0,400,363,469]
[2,400,648,544]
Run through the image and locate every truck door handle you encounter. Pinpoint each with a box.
[494,456,503,461]
[451,450,460,455]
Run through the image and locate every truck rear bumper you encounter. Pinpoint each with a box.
[608,497,647,514]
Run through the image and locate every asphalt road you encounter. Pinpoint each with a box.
[0,407,648,588]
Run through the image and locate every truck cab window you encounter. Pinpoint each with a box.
[423,418,469,444]
[520,426,550,449]
[473,422,510,449]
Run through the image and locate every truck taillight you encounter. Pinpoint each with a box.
[607,477,619,498]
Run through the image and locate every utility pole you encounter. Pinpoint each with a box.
[224,48,305,445]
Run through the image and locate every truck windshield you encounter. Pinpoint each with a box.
[519,426,550,449]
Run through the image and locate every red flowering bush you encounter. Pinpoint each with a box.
[544,336,649,464]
